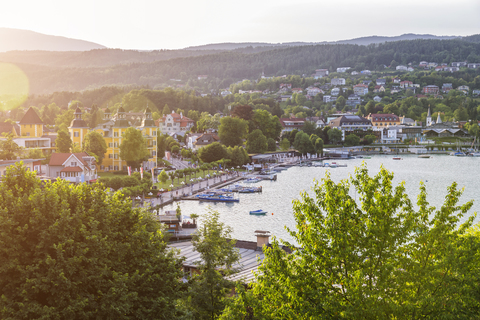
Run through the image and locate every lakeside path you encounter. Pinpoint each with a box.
[145,172,245,208]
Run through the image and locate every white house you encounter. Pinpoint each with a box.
[331,78,346,86]
[48,152,97,183]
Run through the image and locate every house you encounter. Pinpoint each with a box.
[396,65,408,71]
[353,84,369,96]
[291,88,303,94]
[351,71,359,75]
[451,62,467,67]
[157,111,195,134]
[468,63,480,69]
[314,69,329,78]
[279,117,305,132]
[91,107,157,172]
[400,80,413,88]
[186,133,202,149]
[407,67,415,72]
[444,67,459,72]
[405,87,416,94]
[457,85,470,92]
[361,70,371,75]
[363,80,372,85]
[373,96,382,102]
[0,158,44,179]
[193,132,220,150]
[392,77,401,84]
[422,85,440,95]
[221,90,232,97]
[329,115,372,138]
[280,95,292,102]
[0,107,55,156]
[419,61,428,67]
[336,67,351,73]
[400,116,416,126]
[279,83,292,89]
[472,89,480,96]
[306,87,323,96]
[442,83,453,93]
[323,95,333,103]
[380,127,401,143]
[366,113,401,129]
[373,85,385,93]
[48,152,97,183]
[376,79,387,86]
[197,75,208,80]
[347,94,362,107]
[331,88,340,96]
[331,78,346,86]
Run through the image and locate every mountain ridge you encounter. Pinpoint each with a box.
[0,28,106,52]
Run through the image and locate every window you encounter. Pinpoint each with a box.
[114,154,119,159]
[100,165,105,170]
[109,143,113,147]
[26,132,30,136]
[109,165,113,170]
[74,132,79,137]
[71,162,77,166]
[109,154,113,159]
[114,166,119,171]
[152,131,156,135]
[114,142,118,147]
[114,132,118,137]
[123,166,127,171]
[30,124,32,128]
[152,151,156,156]
[153,141,156,146]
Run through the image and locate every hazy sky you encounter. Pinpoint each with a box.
[2,0,480,49]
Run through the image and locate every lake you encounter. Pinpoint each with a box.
[161,155,480,244]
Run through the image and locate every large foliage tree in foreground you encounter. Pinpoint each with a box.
[0,163,184,319]
[222,164,479,319]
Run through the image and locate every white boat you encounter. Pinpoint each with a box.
[450,151,466,157]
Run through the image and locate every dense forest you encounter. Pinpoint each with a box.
[3,38,480,95]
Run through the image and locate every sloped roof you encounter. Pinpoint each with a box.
[60,166,83,172]
[19,107,43,124]
[49,152,90,166]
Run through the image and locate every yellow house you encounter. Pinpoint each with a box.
[69,107,89,147]
[366,113,401,128]
[0,107,55,154]
[91,106,157,172]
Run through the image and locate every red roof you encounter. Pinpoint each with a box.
[49,152,90,166]
[60,166,83,172]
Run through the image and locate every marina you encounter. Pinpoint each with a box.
[160,155,480,245]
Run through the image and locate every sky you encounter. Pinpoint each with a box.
[2,0,480,50]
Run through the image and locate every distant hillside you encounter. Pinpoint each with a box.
[184,34,459,50]
[12,38,480,95]
[0,28,106,52]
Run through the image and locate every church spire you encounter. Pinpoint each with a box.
[436,112,442,124]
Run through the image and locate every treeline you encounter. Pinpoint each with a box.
[9,38,480,94]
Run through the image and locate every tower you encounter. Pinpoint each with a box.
[69,107,89,146]
[426,107,432,127]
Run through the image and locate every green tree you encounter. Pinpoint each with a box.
[83,131,107,165]
[159,169,169,183]
[336,95,346,109]
[218,117,248,147]
[0,133,22,160]
[293,131,314,155]
[183,211,240,319]
[198,142,228,163]
[223,165,476,319]
[0,163,184,320]
[119,127,150,169]
[344,134,360,146]
[246,129,267,154]
[250,109,282,140]
[267,138,276,151]
[56,130,72,153]
[157,132,166,159]
[328,127,343,144]
[54,109,74,132]
[364,134,377,144]
[280,138,290,151]
[162,104,171,115]
[315,137,324,156]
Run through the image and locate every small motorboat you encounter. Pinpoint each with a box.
[418,155,431,158]
[393,157,402,160]
[249,209,267,215]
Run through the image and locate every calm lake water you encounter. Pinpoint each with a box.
[161,155,480,245]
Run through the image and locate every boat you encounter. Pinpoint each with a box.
[238,186,262,193]
[330,162,337,168]
[393,157,402,160]
[469,152,480,157]
[249,209,267,215]
[450,151,466,157]
[196,192,239,202]
[363,156,371,159]
[418,155,431,158]
[244,178,261,183]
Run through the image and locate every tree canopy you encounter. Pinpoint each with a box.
[223,164,478,319]
[246,129,267,154]
[82,130,107,165]
[119,127,150,169]
[0,163,184,319]
[218,116,248,147]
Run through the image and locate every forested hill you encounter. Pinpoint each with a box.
[9,38,480,95]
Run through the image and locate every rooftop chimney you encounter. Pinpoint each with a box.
[255,230,270,250]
